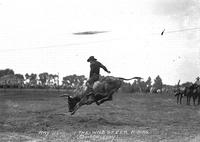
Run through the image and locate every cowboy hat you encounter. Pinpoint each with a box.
[87,56,97,62]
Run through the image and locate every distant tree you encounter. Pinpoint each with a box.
[38,73,59,88]
[131,80,139,92]
[62,74,87,89]
[49,74,59,88]
[39,72,49,86]
[139,81,147,92]
[131,80,142,93]
[131,78,149,93]
[47,74,53,86]
[0,69,14,78]
[153,75,163,92]
[25,73,30,86]
[181,82,193,87]
[121,82,132,93]
[145,77,152,92]
[53,74,59,85]
[14,74,25,88]
[25,73,37,88]
[146,76,152,87]
[15,74,24,80]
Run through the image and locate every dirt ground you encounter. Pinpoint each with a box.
[1,89,200,142]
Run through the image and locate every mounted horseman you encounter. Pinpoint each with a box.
[186,77,200,105]
[194,77,200,86]
[192,77,200,105]
[175,77,200,105]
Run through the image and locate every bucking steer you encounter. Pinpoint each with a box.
[64,76,142,115]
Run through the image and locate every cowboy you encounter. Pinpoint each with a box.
[194,77,200,86]
[86,56,111,95]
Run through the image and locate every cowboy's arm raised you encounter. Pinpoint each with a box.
[99,62,111,73]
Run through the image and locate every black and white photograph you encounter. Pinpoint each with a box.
[0,0,200,141]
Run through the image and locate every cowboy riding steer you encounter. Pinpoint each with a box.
[62,76,142,115]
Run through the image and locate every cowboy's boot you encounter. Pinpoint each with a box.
[87,86,95,97]
[85,82,94,95]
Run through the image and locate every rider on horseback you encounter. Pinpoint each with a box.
[188,77,200,91]
[86,56,111,96]
[194,77,200,88]
[195,77,200,85]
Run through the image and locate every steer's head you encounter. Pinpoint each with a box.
[68,96,81,112]
[70,92,95,115]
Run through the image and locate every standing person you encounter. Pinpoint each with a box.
[195,77,200,86]
[86,56,111,95]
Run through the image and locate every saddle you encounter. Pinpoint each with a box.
[85,81,102,97]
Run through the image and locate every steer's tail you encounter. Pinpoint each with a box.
[117,77,143,81]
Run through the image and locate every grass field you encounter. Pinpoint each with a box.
[1,89,200,142]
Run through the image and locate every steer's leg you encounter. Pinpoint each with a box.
[93,93,106,105]
[97,90,115,105]
[71,94,95,115]
[71,98,85,115]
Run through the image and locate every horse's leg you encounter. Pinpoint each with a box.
[193,95,196,106]
[197,93,200,105]
[177,94,179,104]
[186,96,188,105]
[71,95,94,115]
[180,94,183,104]
[187,96,189,105]
[188,95,193,105]
[198,95,200,105]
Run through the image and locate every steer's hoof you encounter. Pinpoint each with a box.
[71,111,76,115]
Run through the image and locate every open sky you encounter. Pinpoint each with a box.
[0,0,199,85]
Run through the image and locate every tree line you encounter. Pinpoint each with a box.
[120,75,168,93]
[0,68,87,89]
[0,68,169,93]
